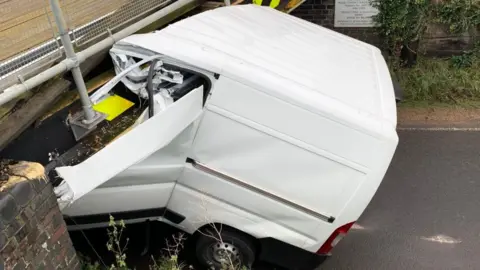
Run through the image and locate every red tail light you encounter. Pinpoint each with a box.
[317,221,355,255]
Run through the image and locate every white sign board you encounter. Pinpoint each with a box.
[334,0,378,27]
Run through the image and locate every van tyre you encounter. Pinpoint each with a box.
[195,228,256,269]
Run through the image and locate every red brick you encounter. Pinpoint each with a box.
[52,212,65,230]
[13,237,27,259]
[50,226,65,244]
[41,219,54,237]
[33,248,48,266]
[10,181,34,207]
[70,259,81,270]
[0,166,77,270]
[43,209,57,226]
[26,228,38,245]
[0,194,18,226]
[65,246,77,264]
[12,259,26,270]
[0,238,17,254]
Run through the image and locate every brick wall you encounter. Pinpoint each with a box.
[291,0,382,47]
[0,161,80,270]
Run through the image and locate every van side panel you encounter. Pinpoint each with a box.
[190,110,365,218]
[171,166,320,251]
[210,77,382,169]
[173,77,378,249]
[62,183,173,217]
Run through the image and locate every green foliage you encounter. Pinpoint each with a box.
[80,218,249,270]
[81,216,184,270]
[149,255,183,270]
[393,55,480,102]
[370,0,431,51]
[451,51,475,68]
[373,0,480,103]
[370,0,480,52]
[450,41,479,68]
[433,0,480,33]
[107,216,129,270]
[80,254,101,270]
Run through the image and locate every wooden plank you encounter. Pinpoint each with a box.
[0,0,126,61]
[0,52,107,150]
[0,0,46,27]
[0,78,72,150]
[0,91,35,123]
[0,0,123,30]
[232,0,245,5]
[38,69,115,122]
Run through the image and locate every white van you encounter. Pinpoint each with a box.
[53,5,398,269]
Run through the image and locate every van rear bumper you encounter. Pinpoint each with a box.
[258,238,328,269]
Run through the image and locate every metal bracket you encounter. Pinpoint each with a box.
[67,110,107,141]
[17,75,25,84]
[67,55,80,68]
[107,28,116,43]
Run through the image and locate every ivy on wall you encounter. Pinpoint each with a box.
[369,0,480,53]
[369,0,430,53]
[434,0,480,33]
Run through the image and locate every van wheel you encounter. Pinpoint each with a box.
[195,228,256,269]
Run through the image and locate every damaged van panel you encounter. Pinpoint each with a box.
[55,87,203,209]
[107,50,184,100]
[54,54,212,210]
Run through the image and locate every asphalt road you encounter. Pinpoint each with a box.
[321,130,480,270]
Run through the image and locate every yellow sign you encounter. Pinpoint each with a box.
[93,95,134,121]
[248,0,304,13]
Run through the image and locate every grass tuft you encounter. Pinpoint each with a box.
[392,54,480,106]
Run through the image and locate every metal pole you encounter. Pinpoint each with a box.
[49,0,95,121]
[224,0,231,5]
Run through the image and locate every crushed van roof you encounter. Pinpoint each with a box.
[119,5,397,134]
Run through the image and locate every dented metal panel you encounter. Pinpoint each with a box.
[55,86,204,209]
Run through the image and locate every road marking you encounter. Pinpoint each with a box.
[421,234,462,244]
[398,127,480,132]
[351,223,366,230]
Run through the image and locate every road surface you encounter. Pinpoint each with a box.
[322,129,480,270]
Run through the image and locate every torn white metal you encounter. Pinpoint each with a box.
[54,86,203,210]
[90,55,164,104]
[109,50,184,100]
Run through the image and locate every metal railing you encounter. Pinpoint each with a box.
[0,0,173,92]
[0,0,198,140]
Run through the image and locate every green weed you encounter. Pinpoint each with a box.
[392,54,480,104]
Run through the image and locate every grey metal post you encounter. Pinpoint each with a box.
[49,0,94,120]
[224,0,231,5]
[49,0,105,140]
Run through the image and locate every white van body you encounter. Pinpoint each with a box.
[54,5,398,269]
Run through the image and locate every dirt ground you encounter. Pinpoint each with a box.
[397,106,480,127]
